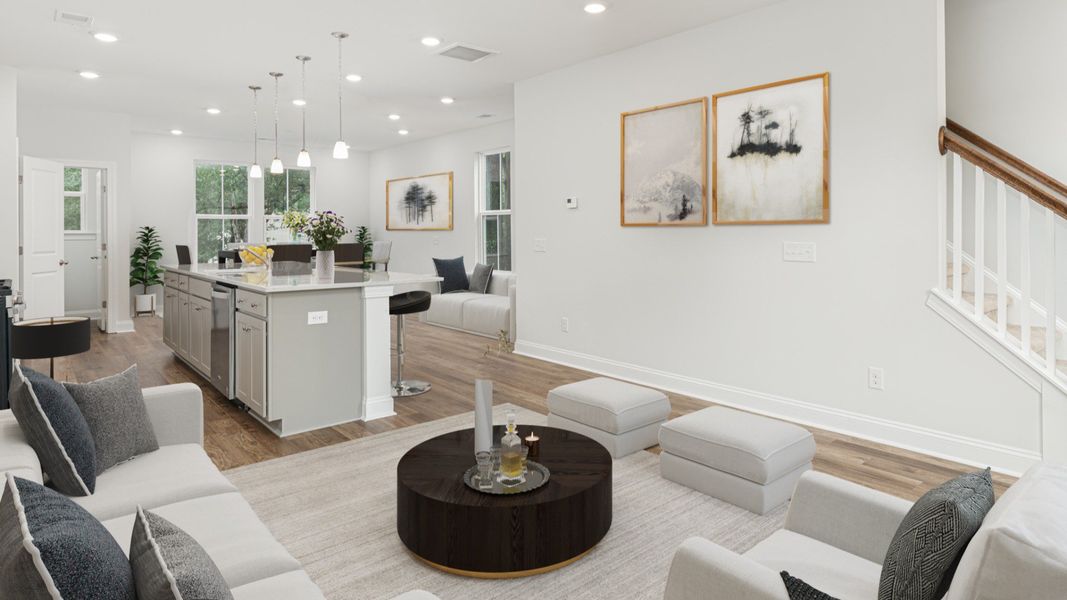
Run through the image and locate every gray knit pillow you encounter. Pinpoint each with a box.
[64,365,159,474]
[130,507,233,600]
[468,263,494,294]
[9,365,96,496]
[0,474,135,599]
[878,469,994,600]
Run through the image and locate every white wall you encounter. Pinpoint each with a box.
[368,121,514,274]
[0,67,17,282]
[514,0,1043,473]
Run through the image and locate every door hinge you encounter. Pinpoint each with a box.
[18,246,23,256]
[101,300,108,309]
[101,243,108,251]
[17,175,23,185]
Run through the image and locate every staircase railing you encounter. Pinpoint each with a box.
[937,120,1066,385]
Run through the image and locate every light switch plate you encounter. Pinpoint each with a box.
[565,197,578,209]
[533,237,547,253]
[307,310,328,325]
[783,241,817,262]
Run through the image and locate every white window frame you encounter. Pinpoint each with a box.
[476,147,513,272]
[63,167,86,232]
[193,161,253,263]
[263,167,316,244]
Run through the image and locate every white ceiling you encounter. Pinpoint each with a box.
[0,0,783,151]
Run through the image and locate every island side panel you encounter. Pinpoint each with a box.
[267,287,365,435]
[361,285,395,420]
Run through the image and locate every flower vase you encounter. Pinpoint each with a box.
[315,249,335,281]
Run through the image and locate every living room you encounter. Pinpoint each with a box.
[1,0,1065,598]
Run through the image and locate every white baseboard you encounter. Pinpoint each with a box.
[515,340,1040,477]
[110,319,136,334]
[65,309,102,319]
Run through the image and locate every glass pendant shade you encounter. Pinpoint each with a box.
[249,163,263,179]
[332,32,349,160]
[297,149,311,167]
[270,157,284,174]
[332,141,349,159]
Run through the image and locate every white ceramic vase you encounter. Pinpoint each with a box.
[315,249,335,281]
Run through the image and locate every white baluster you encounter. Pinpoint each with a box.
[953,154,963,302]
[1021,198,1032,355]
[1046,208,1057,372]
[996,180,1008,336]
[938,153,948,292]
[974,166,986,320]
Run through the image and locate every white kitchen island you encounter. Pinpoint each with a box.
[161,263,440,437]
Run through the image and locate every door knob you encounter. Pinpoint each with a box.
[89,256,99,260]
[58,259,70,266]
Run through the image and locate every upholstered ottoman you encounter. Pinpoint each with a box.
[546,377,671,458]
[659,406,815,514]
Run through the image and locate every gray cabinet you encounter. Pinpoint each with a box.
[188,294,212,374]
[163,289,179,349]
[236,311,267,418]
[177,291,191,360]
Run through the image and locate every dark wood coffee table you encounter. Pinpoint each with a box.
[396,425,612,578]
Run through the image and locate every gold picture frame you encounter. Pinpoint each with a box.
[620,97,708,227]
[712,73,830,225]
[386,171,454,231]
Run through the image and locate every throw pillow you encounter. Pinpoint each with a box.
[0,474,135,600]
[468,263,495,294]
[9,365,97,496]
[64,365,160,475]
[433,257,469,293]
[130,507,233,600]
[878,468,995,600]
[781,571,839,600]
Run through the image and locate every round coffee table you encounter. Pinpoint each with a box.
[396,425,612,578]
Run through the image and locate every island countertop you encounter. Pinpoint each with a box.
[162,263,441,294]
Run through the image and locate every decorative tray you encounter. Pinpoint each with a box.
[462,461,551,495]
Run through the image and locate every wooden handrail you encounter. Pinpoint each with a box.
[939,119,1067,220]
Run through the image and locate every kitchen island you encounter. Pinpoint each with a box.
[161,263,440,437]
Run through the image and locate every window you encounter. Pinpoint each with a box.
[195,163,249,263]
[477,150,512,271]
[63,168,84,231]
[263,168,313,243]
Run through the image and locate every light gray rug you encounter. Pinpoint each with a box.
[225,405,786,600]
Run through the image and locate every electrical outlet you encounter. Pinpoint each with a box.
[307,311,328,325]
[533,237,547,253]
[561,317,569,333]
[783,241,817,263]
[868,367,885,390]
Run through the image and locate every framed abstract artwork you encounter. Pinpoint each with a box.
[712,73,829,224]
[620,97,708,226]
[386,171,454,231]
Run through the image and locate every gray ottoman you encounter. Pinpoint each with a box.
[659,406,815,514]
[547,377,671,458]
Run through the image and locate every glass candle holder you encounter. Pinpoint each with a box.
[475,450,493,490]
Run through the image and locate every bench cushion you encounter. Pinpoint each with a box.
[547,378,670,434]
[659,406,814,484]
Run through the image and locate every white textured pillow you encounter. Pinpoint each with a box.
[945,463,1067,600]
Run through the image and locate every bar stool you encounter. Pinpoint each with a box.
[390,291,432,397]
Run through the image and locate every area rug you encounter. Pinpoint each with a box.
[225,405,786,600]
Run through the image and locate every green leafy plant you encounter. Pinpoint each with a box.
[300,211,350,251]
[355,225,373,263]
[130,226,164,294]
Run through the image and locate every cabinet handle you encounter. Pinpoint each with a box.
[250,303,259,309]
[237,299,245,304]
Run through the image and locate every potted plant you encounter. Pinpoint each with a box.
[281,210,309,242]
[130,226,163,316]
[300,211,350,280]
[355,225,373,265]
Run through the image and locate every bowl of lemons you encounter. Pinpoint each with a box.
[238,245,274,269]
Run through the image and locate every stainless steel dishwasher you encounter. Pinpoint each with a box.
[210,283,236,399]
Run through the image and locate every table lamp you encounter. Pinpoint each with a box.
[12,317,91,379]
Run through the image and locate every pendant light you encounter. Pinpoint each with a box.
[331,32,349,159]
[269,72,284,174]
[248,85,263,179]
[295,55,312,167]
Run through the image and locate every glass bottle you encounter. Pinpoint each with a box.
[497,412,525,486]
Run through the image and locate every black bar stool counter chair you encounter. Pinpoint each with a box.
[390,290,432,397]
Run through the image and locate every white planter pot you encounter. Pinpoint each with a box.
[315,249,335,281]
[134,294,155,315]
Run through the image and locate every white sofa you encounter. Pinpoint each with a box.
[663,464,1067,600]
[0,382,438,600]
[422,270,517,339]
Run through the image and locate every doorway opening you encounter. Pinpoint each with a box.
[61,166,108,331]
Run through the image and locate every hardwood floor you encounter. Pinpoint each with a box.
[27,316,1016,501]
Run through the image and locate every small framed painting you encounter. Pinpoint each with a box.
[620,97,708,226]
[713,73,830,224]
[386,171,454,231]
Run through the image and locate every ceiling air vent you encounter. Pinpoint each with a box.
[437,43,498,63]
[54,10,94,28]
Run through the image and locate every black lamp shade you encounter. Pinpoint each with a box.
[12,317,91,361]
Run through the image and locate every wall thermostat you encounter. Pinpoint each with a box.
[565,197,578,209]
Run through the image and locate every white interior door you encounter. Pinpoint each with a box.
[95,169,108,331]
[20,157,65,320]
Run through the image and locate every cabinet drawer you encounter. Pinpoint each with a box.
[236,289,268,318]
[164,272,180,288]
[177,274,190,291]
[188,277,213,301]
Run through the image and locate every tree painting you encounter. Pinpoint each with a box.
[387,172,453,230]
[729,104,802,158]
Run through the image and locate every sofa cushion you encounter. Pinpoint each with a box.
[468,263,494,294]
[486,271,515,297]
[64,365,160,475]
[104,492,302,590]
[0,474,135,600]
[424,292,482,328]
[230,571,325,600]
[547,377,670,434]
[946,463,1067,600]
[433,257,469,293]
[130,506,233,600]
[0,410,43,484]
[9,365,96,496]
[658,406,815,484]
[746,529,881,600]
[74,444,237,521]
[879,469,994,600]
[461,294,512,336]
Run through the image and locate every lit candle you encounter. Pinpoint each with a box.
[524,432,540,459]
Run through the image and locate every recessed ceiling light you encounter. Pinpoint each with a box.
[421,37,441,47]
[584,3,607,14]
[292,99,307,107]
[398,129,409,135]
[78,70,100,79]
[170,129,183,136]
[345,73,362,82]
[440,96,454,105]
[205,107,221,115]
[92,32,118,43]
[388,114,400,121]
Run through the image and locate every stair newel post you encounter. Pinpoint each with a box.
[974,166,986,320]
[1046,207,1058,372]
[953,154,964,302]
[1021,197,1033,356]
[996,180,1008,337]
[938,150,949,294]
